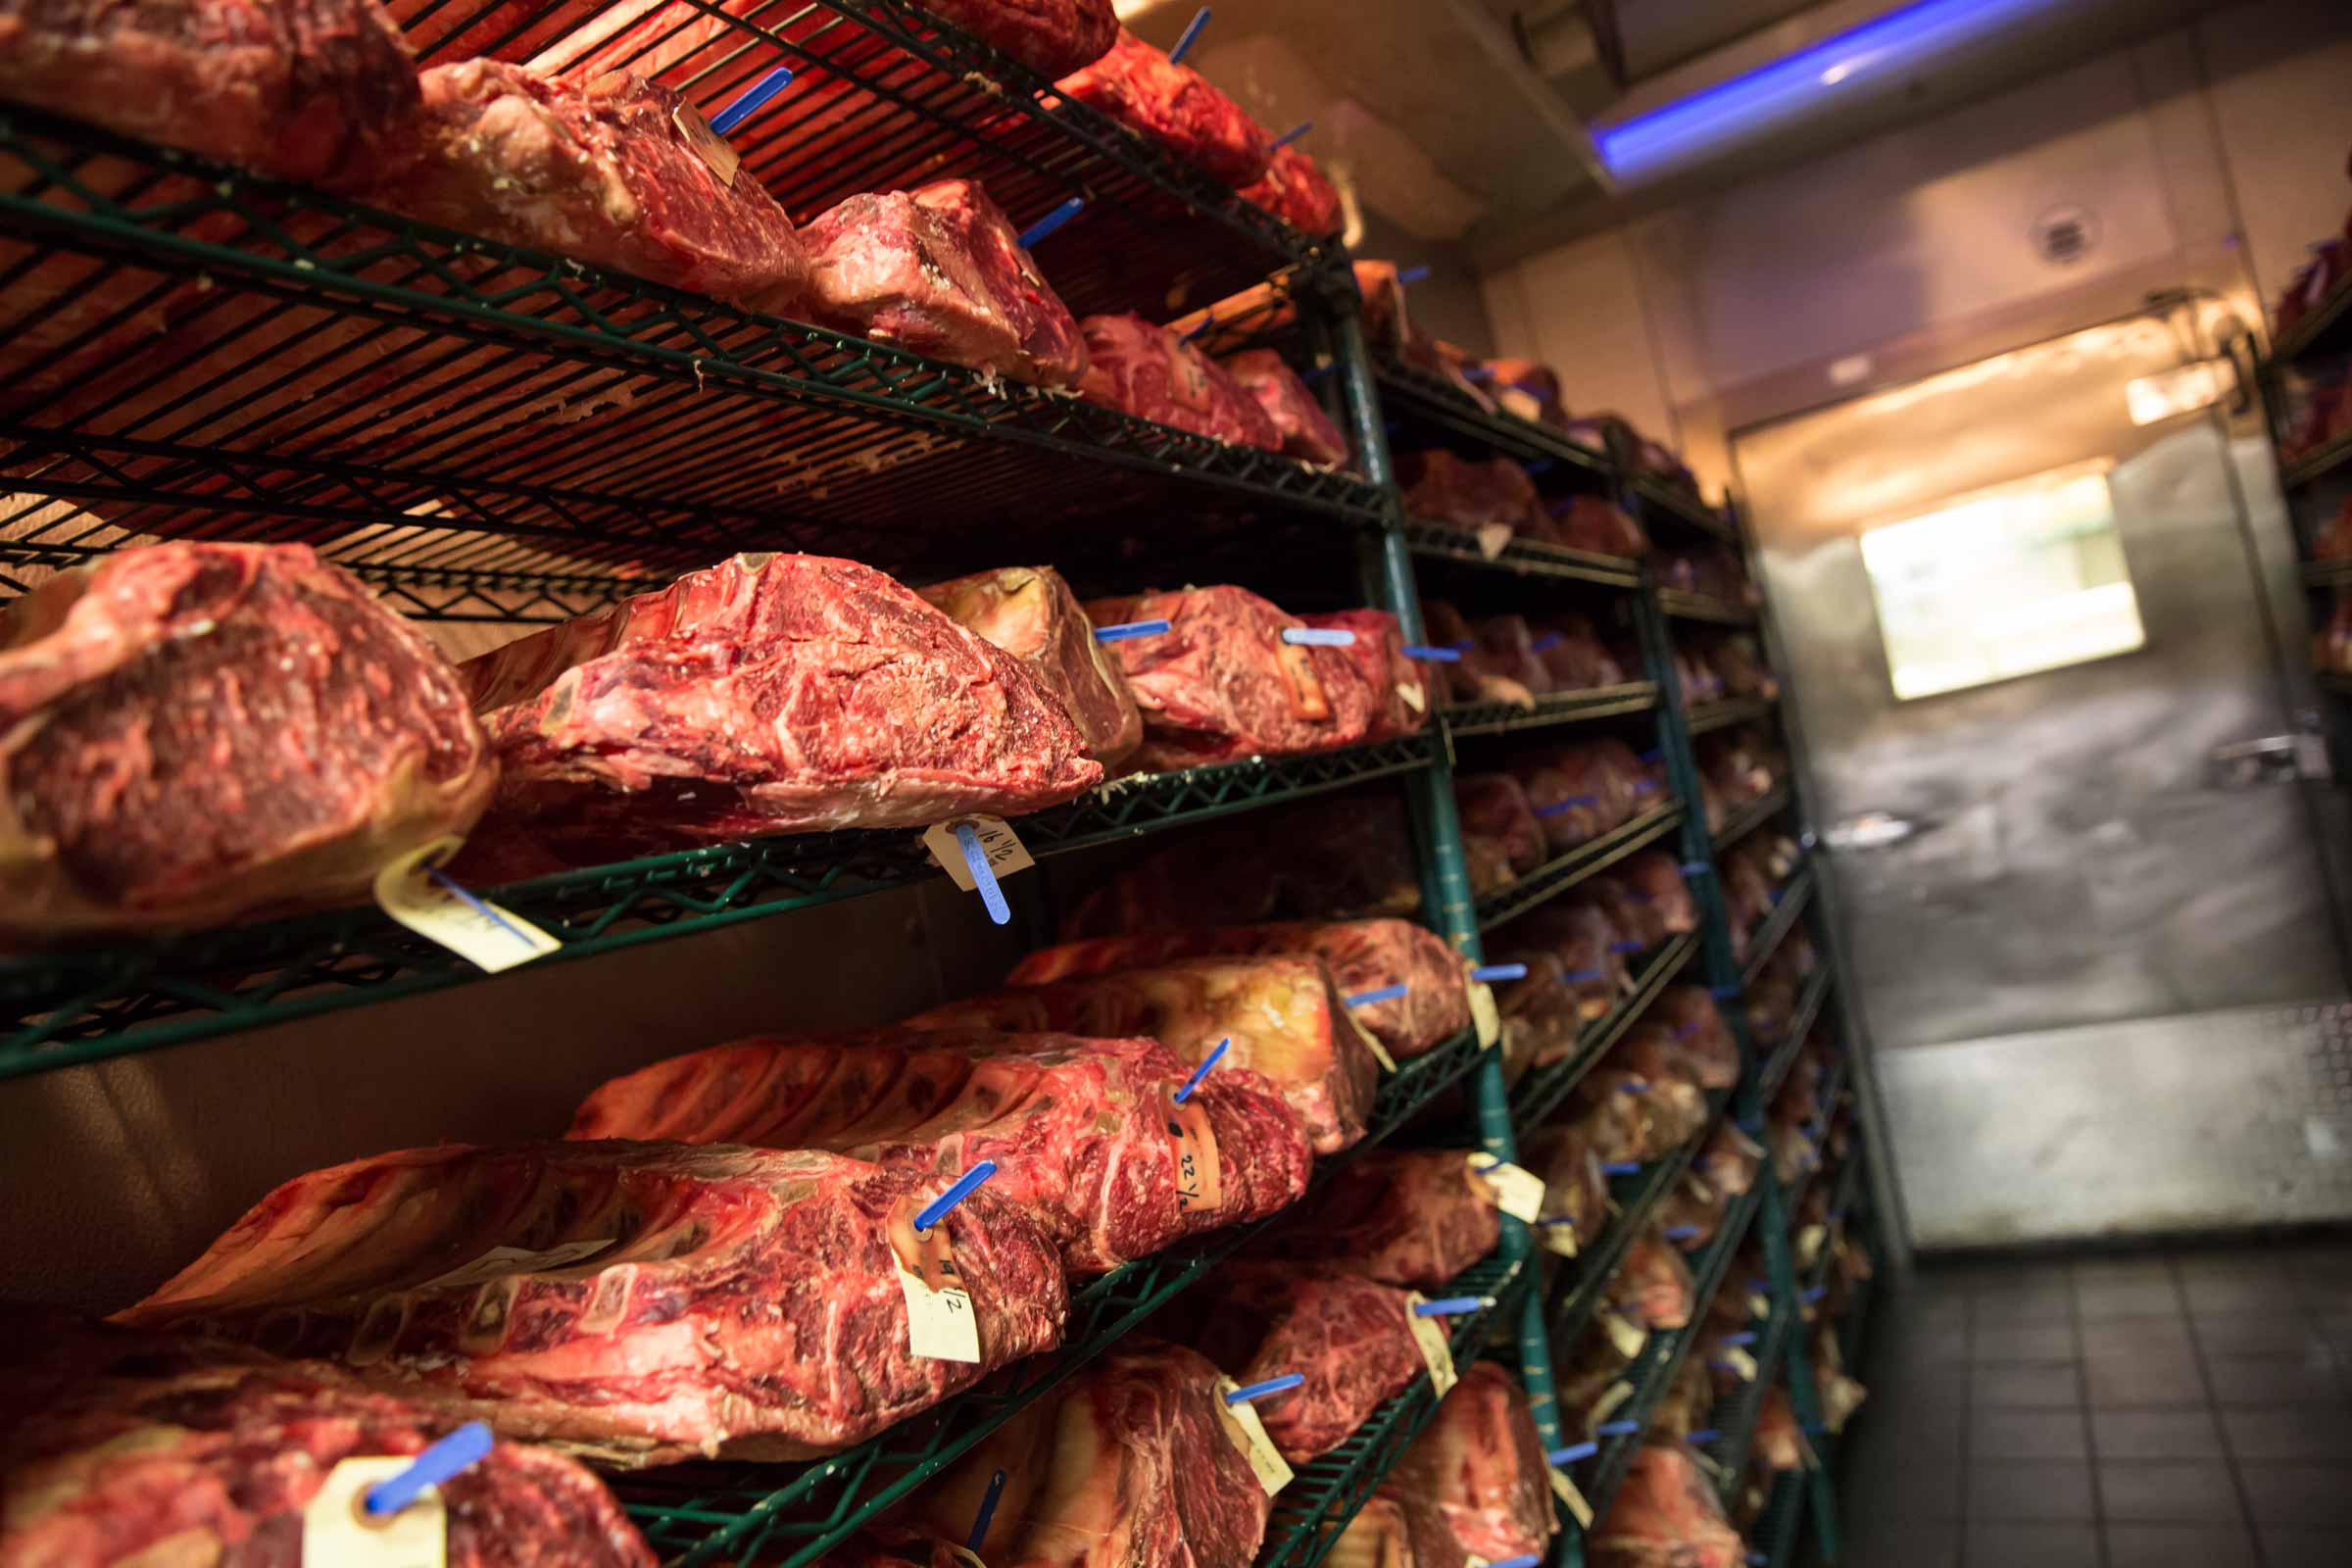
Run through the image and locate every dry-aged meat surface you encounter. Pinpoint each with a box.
[569,1029,1308,1272]
[117,1142,1068,1464]
[0,1312,654,1567]
[1056,27,1271,186]
[1252,1149,1498,1288]
[1076,315,1284,449]
[1084,585,1374,768]
[1303,610,1429,742]
[1398,451,1543,536]
[1240,143,1344,236]
[912,0,1117,76]
[804,179,1086,386]
[368,60,810,315]
[1388,1362,1557,1564]
[1008,917,1467,1060]
[0,543,495,944]
[0,0,421,189]
[459,554,1101,854]
[918,565,1142,769]
[1180,1263,1426,1461]
[1590,1444,1745,1568]
[1334,1494,1471,1568]
[912,1340,1273,1568]
[1223,348,1349,465]
[911,955,1383,1154]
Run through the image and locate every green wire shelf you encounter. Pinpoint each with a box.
[1755,1465,1810,1568]
[2284,428,2352,493]
[1476,804,1685,932]
[1508,933,1700,1135]
[1259,1254,1533,1568]
[0,735,1438,1077]
[2266,270,2352,368]
[1657,589,1759,627]
[1779,1054,1852,1227]
[1546,1092,1735,1353]
[1757,967,1837,1103]
[1686,696,1778,738]
[0,107,1382,596]
[1798,1153,1869,1303]
[1372,360,1611,474]
[1739,863,1817,988]
[1713,787,1792,853]
[1707,1278,1803,1499]
[616,1022,1493,1567]
[2300,559,2352,590]
[1443,684,1660,739]
[1402,520,1643,587]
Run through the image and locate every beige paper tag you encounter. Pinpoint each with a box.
[1402,1294,1460,1399]
[1539,1219,1580,1258]
[417,1237,612,1294]
[1797,1223,1827,1267]
[1550,1465,1594,1528]
[373,837,561,974]
[1213,1378,1296,1494]
[1601,1309,1648,1361]
[1591,1379,1635,1423]
[949,1550,987,1568]
[922,816,1035,892]
[1724,1346,1759,1382]
[1748,1291,1772,1320]
[1475,522,1513,559]
[1167,1097,1224,1214]
[1468,1155,1544,1223]
[1399,680,1427,713]
[1346,1004,1398,1073]
[889,1198,980,1363]
[303,1456,448,1568]
[671,101,740,186]
[1469,980,1501,1048]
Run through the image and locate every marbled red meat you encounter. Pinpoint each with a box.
[1544,493,1650,556]
[918,564,1142,768]
[1398,450,1543,536]
[804,178,1087,386]
[1240,141,1344,235]
[912,0,1116,75]
[117,1142,1068,1464]
[0,1313,653,1567]
[1304,610,1429,741]
[1387,1362,1556,1564]
[1421,599,1535,709]
[1517,739,1646,849]
[1455,773,1545,894]
[1223,348,1349,465]
[1006,916,1468,1060]
[568,1030,1308,1273]
[1472,613,1556,696]
[368,60,809,315]
[1528,612,1626,690]
[1474,358,1566,427]
[460,554,1101,854]
[0,543,494,944]
[1252,1149,1498,1288]
[1591,1444,1744,1568]
[1521,1123,1609,1253]
[1077,315,1283,449]
[1056,27,1271,186]
[1182,1263,1426,1460]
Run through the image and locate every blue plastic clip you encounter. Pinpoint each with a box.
[1617,1081,1649,1096]
[1412,1296,1488,1317]
[1182,312,1217,342]
[1640,748,1663,762]
[1534,794,1599,818]
[1608,941,1644,954]
[1397,265,1431,286]
[1401,645,1464,662]
[1173,1038,1229,1103]
[1664,1224,1700,1242]
[1721,1331,1757,1347]
[1281,626,1356,646]
[1225,1372,1303,1404]
[1167,6,1211,64]
[1095,618,1171,643]
[1681,860,1713,877]
[1602,1160,1642,1176]
[1272,120,1311,148]
[1562,968,1604,983]
[1017,196,1085,250]
[955,823,1010,927]
[366,1423,493,1516]
[1525,459,1555,475]
[914,1160,999,1232]
[1346,983,1409,1008]
[1595,1419,1641,1437]
[1470,963,1527,984]
[1548,1441,1598,1463]
[710,67,794,134]
[968,1468,1008,1552]
[1527,632,1563,653]
[1711,984,1741,1001]
[1488,1557,1542,1568]
[424,867,535,948]
[1687,1428,1718,1444]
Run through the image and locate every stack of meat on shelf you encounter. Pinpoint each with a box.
[2271,138,2352,465]
[1452,739,1668,898]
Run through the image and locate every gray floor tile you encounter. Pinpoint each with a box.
[2099,1523,2259,1567]
[2237,1463,2352,1526]
[1976,1359,2084,1408]
[1845,1512,1958,1568]
[1971,1406,2088,1460]
[2090,1406,2224,1460]
[2314,1310,2352,1365]
[2218,1402,2352,1461]
[2187,1312,2330,1357]
[1972,1283,2077,1324]
[2079,1315,2194,1359]
[1969,1459,2097,1521]
[2094,1460,2242,1521]
[2180,1271,2292,1315]
[1964,1523,2097,1568]
[2259,1524,2347,1568]
[2203,1351,2344,1406]
[1846,1435,1965,1516]
[1877,1323,1969,1370]
[2074,1255,2178,1287]
[1972,1319,2078,1362]
[2083,1351,2206,1408]
[2075,1277,2183,1320]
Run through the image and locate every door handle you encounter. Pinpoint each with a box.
[1824,811,1921,851]
[2207,735,2301,788]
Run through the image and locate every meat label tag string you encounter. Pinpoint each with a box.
[1279,626,1356,646]
[1475,522,1513,559]
[921,816,1035,920]
[1402,1294,1464,1398]
[1272,119,1312,148]
[1210,1375,1296,1494]
[710,67,795,135]
[1165,1092,1223,1213]
[1017,197,1085,250]
[1166,5,1211,64]
[302,1422,495,1568]
[670,100,742,188]
[1548,1465,1595,1529]
[1172,1038,1228,1102]
[966,1468,1008,1554]
[1464,1153,1544,1224]
[373,836,561,975]
[890,1164,997,1364]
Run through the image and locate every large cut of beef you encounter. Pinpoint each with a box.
[0,543,495,945]
[1473,358,1567,427]
[0,1312,654,1567]
[1176,1263,1428,1461]
[1303,610,1429,741]
[803,179,1086,386]
[1334,1494,1470,1568]
[458,554,1101,855]
[910,956,1382,1154]
[0,0,420,190]
[1516,739,1645,849]
[918,564,1142,768]
[912,0,1117,75]
[1472,613,1557,696]
[1545,493,1650,557]
[1590,1443,1745,1568]
[368,61,810,316]
[1007,917,1466,1061]
[1084,585,1373,768]
[1527,612,1626,691]
[117,1142,1068,1464]
[1240,142,1344,235]
[1420,599,1535,710]
[1386,1361,1557,1564]
[1061,791,1424,937]
[1223,348,1350,465]
[912,1340,1273,1568]
[568,1029,1309,1272]
[1521,1123,1609,1254]
[1076,315,1284,450]
[1398,451,1544,536]
[1055,27,1271,186]
[1455,773,1545,896]
[1251,1150,1498,1288]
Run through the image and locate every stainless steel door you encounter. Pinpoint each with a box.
[1737,304,2352,1246]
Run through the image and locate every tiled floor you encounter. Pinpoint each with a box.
[1839,1238,2352,1566]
